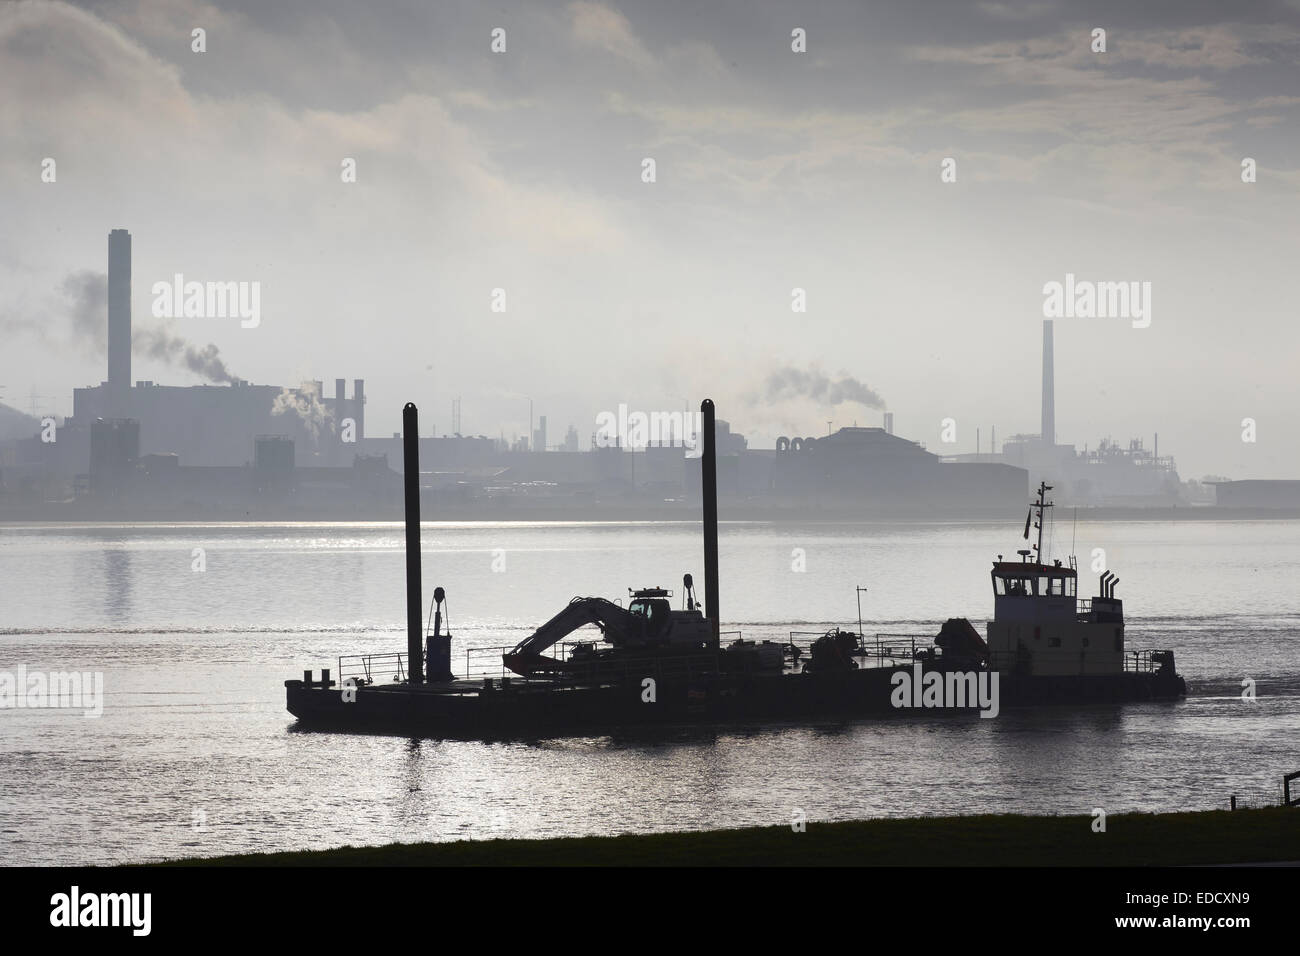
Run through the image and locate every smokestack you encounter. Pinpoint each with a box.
[701,399,719,642]
[403,403,423,685]
[334,380,346,453]
[883,412,894,435]
[353,379,365,440]
[107,229,132,417]
[1041,319,1055,446]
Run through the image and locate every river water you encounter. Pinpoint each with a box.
[1,519,1297,865]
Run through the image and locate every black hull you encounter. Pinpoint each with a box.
[285,665,1186,740]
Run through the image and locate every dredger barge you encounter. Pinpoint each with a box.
[286,400,1185,737]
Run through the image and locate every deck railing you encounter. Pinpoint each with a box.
[339,636,745,691]
[787,630,929,668]
[340,628,1202,691]
[1123,650,1169,674]
[337,652,407,687]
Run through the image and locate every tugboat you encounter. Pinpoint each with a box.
[981,481,1185,704]
[285,401,1184,738]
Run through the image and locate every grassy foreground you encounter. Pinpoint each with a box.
[162,807,1300,866]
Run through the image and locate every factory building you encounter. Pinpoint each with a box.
[769,426,1027,511]
[72,378,366,467]
[62,229,367,469]
[951,319,1181,505]
[1213,480,1300,509]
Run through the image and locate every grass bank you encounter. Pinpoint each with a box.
[161,807,1299,866]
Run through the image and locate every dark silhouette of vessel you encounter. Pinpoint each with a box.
[285,401,1185,738]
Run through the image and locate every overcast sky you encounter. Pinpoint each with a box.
[2,0,1298,478]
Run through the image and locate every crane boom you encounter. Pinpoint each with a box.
[502,596,637,674]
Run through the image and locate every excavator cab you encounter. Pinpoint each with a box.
[628,588,673,642]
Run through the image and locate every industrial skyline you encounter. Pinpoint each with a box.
[8,226,1224,515]
[2,1,1299,480]
[8,224,1289,516]
[0,225,1245,482]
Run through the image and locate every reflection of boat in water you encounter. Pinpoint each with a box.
[285,402,1184,739]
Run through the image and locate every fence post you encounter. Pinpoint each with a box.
[1284,770,1300,807]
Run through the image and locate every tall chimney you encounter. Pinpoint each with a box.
[353,379,365,440]
[107,229,132,417]
[403,403,423,685]
[701,399,719,642]
[1041,319,1055,446]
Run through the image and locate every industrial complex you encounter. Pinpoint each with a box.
[1,229,1296,519]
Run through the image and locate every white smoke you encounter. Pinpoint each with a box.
[271,384,334,445]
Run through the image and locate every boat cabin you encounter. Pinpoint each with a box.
[991,553,1079,623]
[985,486,1126,677]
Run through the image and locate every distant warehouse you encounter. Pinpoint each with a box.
[1213,480,1300,509]
[760,426,1026,516]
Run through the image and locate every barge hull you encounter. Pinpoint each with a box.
[285,666,1185,739]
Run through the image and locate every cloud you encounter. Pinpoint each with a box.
[908,23,1299,73]
[0,0,630,276]
[976,1,1059,21]
[568,1,653,68]
[0,1,195,155]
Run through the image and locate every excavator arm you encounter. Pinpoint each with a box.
[502,596,638,675]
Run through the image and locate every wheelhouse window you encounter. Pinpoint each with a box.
[996,573,1077,597]
[1035,575,1076,597]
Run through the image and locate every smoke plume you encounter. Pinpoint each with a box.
[63,270,109,352]
[42,270,239,384]
[760,366,886,410]
[132,327,236,384]
[271,385,334,444]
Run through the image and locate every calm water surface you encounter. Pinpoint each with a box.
[1,519,1297,865]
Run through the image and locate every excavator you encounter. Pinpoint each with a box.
[502,575,716,677]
